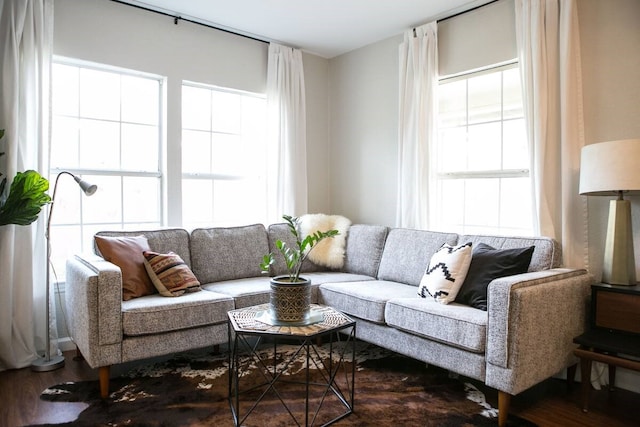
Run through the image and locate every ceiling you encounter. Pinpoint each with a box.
[116,0,495,58]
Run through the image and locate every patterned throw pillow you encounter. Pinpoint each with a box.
[418,242,473,304]
[143,251,202,297]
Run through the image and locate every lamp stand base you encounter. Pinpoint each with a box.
[31,354,65,372]
[603,199,637,285]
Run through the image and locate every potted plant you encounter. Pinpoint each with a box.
[0,129,51,226]
[260,214,339,323]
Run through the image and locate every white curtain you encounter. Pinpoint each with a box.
[515,0,587,270]
[267,43,308,221]
[396,22,438,229]
[0,0,53,370]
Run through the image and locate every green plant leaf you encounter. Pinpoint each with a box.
[262,214,341,283]
[0,170,51,226]
[260,253,274,274]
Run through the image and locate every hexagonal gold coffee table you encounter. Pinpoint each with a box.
[227,303,356,427]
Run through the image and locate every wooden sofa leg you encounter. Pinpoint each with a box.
[498,391,511,427]
[99,366,110,398]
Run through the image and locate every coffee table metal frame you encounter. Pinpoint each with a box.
[227,304,356,427]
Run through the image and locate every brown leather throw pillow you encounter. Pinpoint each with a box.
[94,235,156,301]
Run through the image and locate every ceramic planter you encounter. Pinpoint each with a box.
[269,275,312,323]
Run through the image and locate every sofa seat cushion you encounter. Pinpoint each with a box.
[303,271,376,285]
[204,273,374,309]
[121,290,234,336]
[318,280,417,323]
[203,277,275,309]
[385,297,488,353]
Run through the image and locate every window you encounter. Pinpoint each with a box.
[181,83,268,229]
[50,59,163,281]
[435,64,532,236]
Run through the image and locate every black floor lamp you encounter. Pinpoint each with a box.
[31,171,97,372]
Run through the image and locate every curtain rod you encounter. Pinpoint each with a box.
[436,0,499,23]
[109,0,269,45]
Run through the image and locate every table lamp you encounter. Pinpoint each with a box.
[579,139,640,285]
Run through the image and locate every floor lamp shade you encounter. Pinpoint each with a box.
[579,139,640,285]
[31,172,97,372]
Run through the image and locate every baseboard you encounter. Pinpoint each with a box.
[58,336,76,352]
[555,362,640,394]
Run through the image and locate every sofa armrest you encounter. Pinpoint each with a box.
[65,253,124,367]
[485,268,593,394]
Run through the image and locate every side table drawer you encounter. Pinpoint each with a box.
[595,288,640,334]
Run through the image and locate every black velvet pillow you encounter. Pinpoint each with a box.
[455,243,535,311]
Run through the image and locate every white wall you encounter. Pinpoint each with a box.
[579,0,640,284]
[328,35,401,226]
[328,0,640,392]
[579,0,640,393]
[302,52,331,214]
[53,0,331,221]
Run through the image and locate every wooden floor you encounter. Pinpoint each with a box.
[1,349,638,426]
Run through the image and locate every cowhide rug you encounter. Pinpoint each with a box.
[34,341,536,426]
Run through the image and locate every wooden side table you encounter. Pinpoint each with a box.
[573,283,640,412]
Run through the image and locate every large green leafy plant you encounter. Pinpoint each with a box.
[260,214,339,283]
[0,129,51,226]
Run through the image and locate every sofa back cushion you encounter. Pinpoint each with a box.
[190,224,269,283]
[377,228,458,286]
[343,224,389,277]
[94,229,191,267]
[459,234,561,271]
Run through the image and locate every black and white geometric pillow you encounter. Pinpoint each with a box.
[418,242,473,304]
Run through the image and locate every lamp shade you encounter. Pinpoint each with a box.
[579,139,640,196]
[73,175,98,196]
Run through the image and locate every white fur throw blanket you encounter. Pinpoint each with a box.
[299,214,351,269]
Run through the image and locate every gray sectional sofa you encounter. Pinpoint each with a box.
[65,222,593,426]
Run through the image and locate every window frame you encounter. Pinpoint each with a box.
[434,61,533,236]
[180,80,269,229]
[49,56,166,281]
